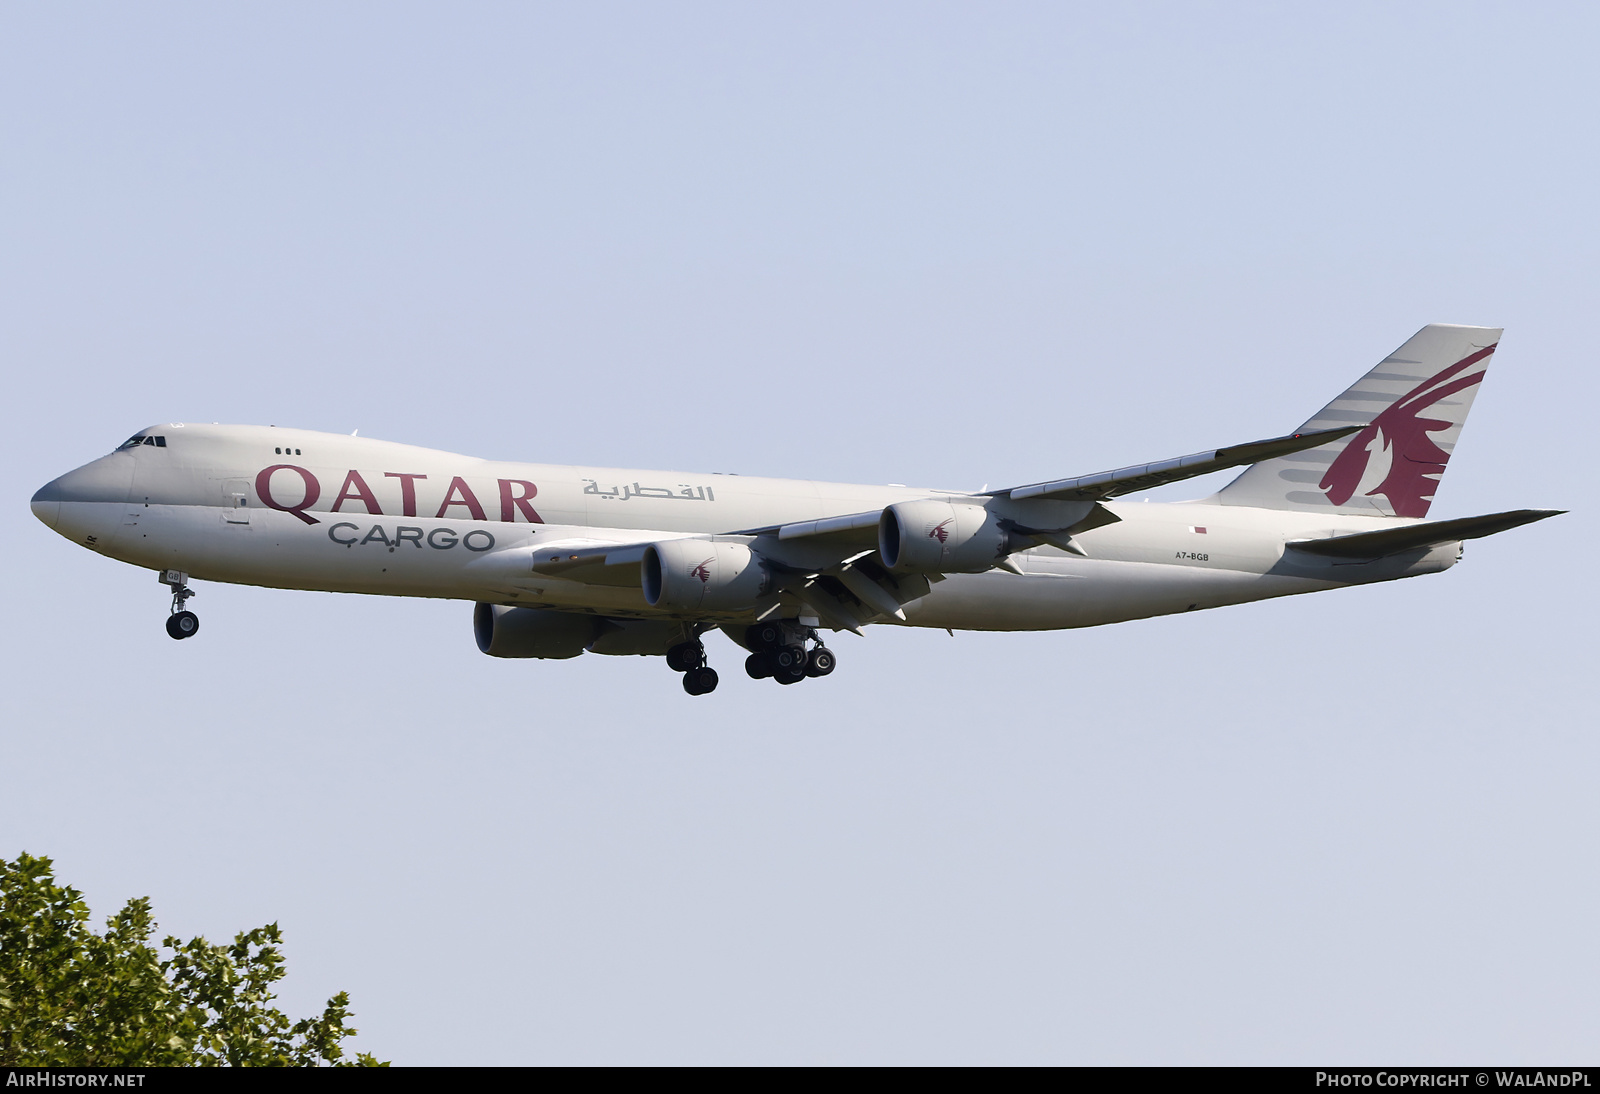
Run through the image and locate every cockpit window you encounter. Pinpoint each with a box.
[117,434,166,450]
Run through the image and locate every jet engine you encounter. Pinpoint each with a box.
[642,539,771,612]
[878,500,1012,574]
[474,603,601,658]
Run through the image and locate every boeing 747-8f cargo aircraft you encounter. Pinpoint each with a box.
[31,324,1561,695]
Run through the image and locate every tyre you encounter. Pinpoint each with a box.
[774,645,806,671]
[745,652,773,679]
[166,611,199,640]
[805,647,836,677]
[774,664,806,685]
[666,642,704,673]
[683,666,719,695]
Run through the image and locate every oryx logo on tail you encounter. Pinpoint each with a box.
[1320,345,1495,518]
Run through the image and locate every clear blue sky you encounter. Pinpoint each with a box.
[2,2,1593,1063]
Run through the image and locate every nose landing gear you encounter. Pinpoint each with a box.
[159,569,199,640]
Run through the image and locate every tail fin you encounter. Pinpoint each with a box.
[1215,323,1502,517]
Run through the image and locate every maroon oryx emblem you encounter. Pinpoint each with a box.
[928,518,954,544]
[691,558,714,583]
[1320,344,1494,518]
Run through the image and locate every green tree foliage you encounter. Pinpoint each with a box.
[0,853,385,1066]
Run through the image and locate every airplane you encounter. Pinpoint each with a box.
[30,323,1562,696]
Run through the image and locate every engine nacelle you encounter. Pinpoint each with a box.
[474,603,601,659]
[642,539,771,612]
[878,500,1010,574]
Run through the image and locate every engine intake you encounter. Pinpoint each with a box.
[879,500,1010,574]
[474,603,601,659]
[642,539,771,612]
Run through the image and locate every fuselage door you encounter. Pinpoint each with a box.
[222,478,251,525]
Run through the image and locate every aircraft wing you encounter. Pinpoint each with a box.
[527,527,932,631]
[989,426,1360,502]
[728,509,884,546]
[520,425,1364,629]
[728,428,1359,544]
[529,537,656,586]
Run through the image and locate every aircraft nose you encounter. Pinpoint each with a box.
[30,486,60,530]
[31,455,135,538]
[33,456,134,504]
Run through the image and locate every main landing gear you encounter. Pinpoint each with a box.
[159,569,199,640]
[667,623,838,695]
[742,622,836,686]
[668,640,719,696]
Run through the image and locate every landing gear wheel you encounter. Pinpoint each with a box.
[158,571,199,640]
[774,645,807,672]
[745,652,774,680]
[666,641,705,673]
[774,664,806,685]
[682,666,719,695]
[805,647,836,677]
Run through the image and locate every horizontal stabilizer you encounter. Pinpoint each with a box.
[1288,508,1564,559]
[996,426,1360,503]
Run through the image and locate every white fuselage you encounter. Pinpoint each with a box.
[32,423,1457,632]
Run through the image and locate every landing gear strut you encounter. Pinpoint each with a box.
[159,570,199,640]
[669,640,719,696]
[743,623,836,685]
